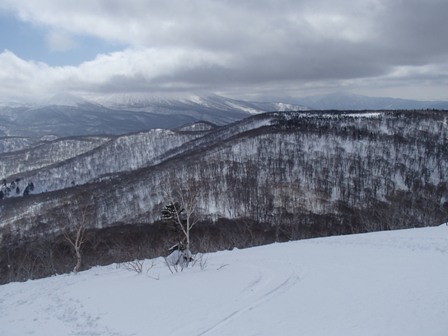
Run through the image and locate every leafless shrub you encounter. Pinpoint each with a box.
[192,253,208,271]
[121,259,158,279]
[122,259,145,273]
[164,257,178,274]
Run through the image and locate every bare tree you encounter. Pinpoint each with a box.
[63,199,92,273]
[161,177,201,266]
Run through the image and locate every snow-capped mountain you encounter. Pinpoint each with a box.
[93,93,307,115]
[0,102,196,138]
[0,94,307,138]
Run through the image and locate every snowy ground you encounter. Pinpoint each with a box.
[1,225,447,336]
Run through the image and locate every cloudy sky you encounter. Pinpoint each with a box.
[0,0,447,103]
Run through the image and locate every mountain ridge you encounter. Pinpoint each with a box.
[294,92,448,110]
[0,110,447,283]
[0,94,307,138]
[1,110,446,239]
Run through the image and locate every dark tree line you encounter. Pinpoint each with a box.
[0,178,35,199]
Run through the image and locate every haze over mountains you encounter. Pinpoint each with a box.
[0,94,306,137]
[294,92,448,110]
[1,92,447,138]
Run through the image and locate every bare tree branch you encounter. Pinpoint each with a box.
[63,195,93,273]
[160,176,202,266]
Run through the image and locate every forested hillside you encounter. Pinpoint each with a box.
[1,110,447,283]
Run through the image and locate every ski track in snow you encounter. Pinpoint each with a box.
[196,276,300,336]
[195,261,302,336]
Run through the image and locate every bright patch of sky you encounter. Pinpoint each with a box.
[0,12,121,66]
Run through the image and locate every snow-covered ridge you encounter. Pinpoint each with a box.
[92,93,308,115]
[176,121,218,132]
[0,226,446,336]
[275,111,382,120]
[0,137,38,154]
[0,110,446,249]
[0,136,112,181]
[2,128,205,197]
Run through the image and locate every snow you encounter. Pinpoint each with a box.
[1,226,447,336]
[274,102,308,112]
[187,95,206,106]
[227,102,263,114]
[342,112,382,118]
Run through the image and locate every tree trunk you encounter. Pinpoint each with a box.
[74,246,82,273]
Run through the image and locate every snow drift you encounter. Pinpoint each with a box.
[1,225,447,336]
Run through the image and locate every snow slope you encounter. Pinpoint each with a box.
[1,225,447,336]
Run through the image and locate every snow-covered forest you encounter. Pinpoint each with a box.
[0,110,447,283]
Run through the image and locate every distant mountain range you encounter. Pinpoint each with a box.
[0,92,446,138]
[0,94,306,138]
[294,92,448,110]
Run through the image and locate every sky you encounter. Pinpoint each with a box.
[0,0,447,103]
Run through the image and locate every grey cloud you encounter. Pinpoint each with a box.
[1,0,448,101]
[367,1,448,67]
